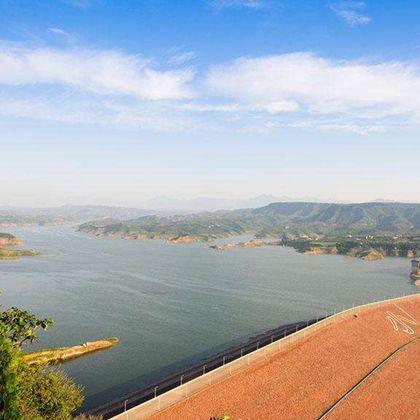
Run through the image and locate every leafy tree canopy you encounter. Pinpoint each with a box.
[0,307,53,348]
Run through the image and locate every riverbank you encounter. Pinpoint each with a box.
[23,338,119,365]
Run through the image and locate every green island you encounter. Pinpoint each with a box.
[78,202,420,261]
[23,337,119,365]
[0,232,41,260]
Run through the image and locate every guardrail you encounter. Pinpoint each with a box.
[86,318,323,419]
[87,292,419,420]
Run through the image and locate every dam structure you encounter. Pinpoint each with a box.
[104,293,420,420]
[86,317,323,419]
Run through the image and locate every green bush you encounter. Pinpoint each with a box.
[17,360,84,420]
[0,328,20,420]
[0,302,84,419]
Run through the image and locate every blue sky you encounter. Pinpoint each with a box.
[1,0,419,206]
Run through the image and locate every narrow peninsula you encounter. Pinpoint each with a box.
[22,337,119,365]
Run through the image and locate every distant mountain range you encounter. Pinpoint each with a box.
[0,196,334,225]
[0,205,159,226]
[78,201,420,241]
[131,194,331,211]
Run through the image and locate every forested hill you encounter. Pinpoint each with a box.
[248,202,420,235]
[78,202,420,241]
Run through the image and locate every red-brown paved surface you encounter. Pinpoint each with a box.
[151,295,420,420]
[327,338,420,420]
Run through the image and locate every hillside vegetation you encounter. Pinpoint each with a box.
[282,237,420,260]
[78,202,420,241]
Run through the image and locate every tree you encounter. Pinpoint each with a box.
[17,361,83,420]
[0,303,86,419]
[0,326,20,420]
[0,307,53,348]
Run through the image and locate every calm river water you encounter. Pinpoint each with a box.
[0,226,417,409]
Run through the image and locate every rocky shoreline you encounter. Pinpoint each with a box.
[299,246,386,260]
[210,239,281,250]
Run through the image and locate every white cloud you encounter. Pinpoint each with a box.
[180,100,298,114]
[205,52,420,121]
[0,41,420,135]
[48,28,70,37]
[257,101,300,113]
[331,1,371,26]
[179,102,241,112]
[168,51,196,66]
[0,43,194,100]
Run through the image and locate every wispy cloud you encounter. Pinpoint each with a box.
[0,43,194,100]
[0,88,198,132]
[48,27,75,43]
[48,27,70,37]
[168,51,196,66]
[331,1,371,26]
